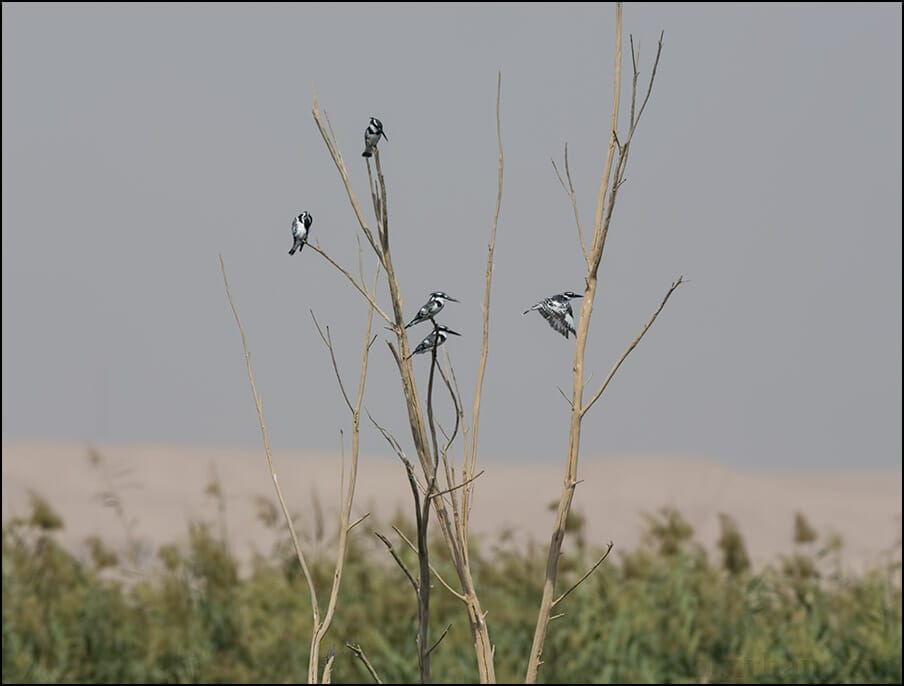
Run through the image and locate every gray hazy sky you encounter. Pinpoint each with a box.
[3,3,901,470]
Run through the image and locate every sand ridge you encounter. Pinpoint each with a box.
[2,440,900,575]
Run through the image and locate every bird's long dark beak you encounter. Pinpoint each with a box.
[447,328,461,336]
[447,296,460,302]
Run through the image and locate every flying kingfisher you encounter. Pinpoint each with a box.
[405,291,459,329]
[288,211,313,256]
[406,325,461,359]
[362,117,388,157]
[523,291,583,339]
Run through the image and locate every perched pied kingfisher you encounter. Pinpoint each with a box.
[288,211,313,256]
[523,291,583,339]
[362,117,388,158]
[406,325,461,360]
[405,291,459,329]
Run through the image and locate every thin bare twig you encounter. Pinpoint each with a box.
[306,242,393,325]
[348,512,370,532]
[427,624,453,657]
[463,71,504,567]
[551,143,590,265]
[375,531,418,591]
[556,386,573,407]
[633,31,665,132]
[346,643,383,684]
[308,260,380,682]
[581,277,683,417]
[393,525,466,602]
[311,313,353,412]
[428,470,485,501]
[312,91,383,262]
[219,254,319,626]
[552,542,615,607]
[366,409,413,469]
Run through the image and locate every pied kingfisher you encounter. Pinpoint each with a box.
[523,291,583,339]
[362,117,388,157]
[288,211,313,256]
[406,325,461,359]
[405,291,459,329]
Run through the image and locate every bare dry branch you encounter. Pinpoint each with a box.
[556,386,573,407]
[552,542,615,607]
[375,531,418,591]
[346,643,383,684]
[219,254,319,627]
[582,277,683,417]
[315,83,497,684]
[366,409,409,462]
[551,143,590,265]
[526,5,624,681]
[306,242,393,325]
[633,31,665,132]
[428,470,485,501]
[393,525,467,602]
[322,648,336,684]
[312,93,383,262]
[427,624,453,657]
[309,261,380,682]
[526,7,673,683]
[348,512,370,532]
[462,71,504,568]
[311,312,354,412]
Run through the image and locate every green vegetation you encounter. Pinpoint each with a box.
[3,495,901,683]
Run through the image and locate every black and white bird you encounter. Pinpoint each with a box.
[406,325,461,359]
[288,211,313,256]
[405,291,459,329]
[523,291,583,339]
[362,117,388,157]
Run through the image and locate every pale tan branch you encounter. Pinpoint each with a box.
[464,71,503,557]
[348,512,370,532]
[633,31,665,133]
[428,470,485,501]
[590,3,623,264]
[311,94,383,261]
[306,242,393,325]
[366,409,409,464]
[556,385,574,408]
[582,276,683,417]
[526,5,624,682]
[219,254,319,625]
[552,542,615,607]
[552,143,590,265]
[629,34,639,129]
[310,312,353,412]
[322,648,336,684]
[311,262,380,682]
[393,525,467,602]
[346,643,383,684]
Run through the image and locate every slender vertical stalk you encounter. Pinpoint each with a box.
[525,6,622,682]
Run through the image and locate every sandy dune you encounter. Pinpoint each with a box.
[2,440,901,575]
